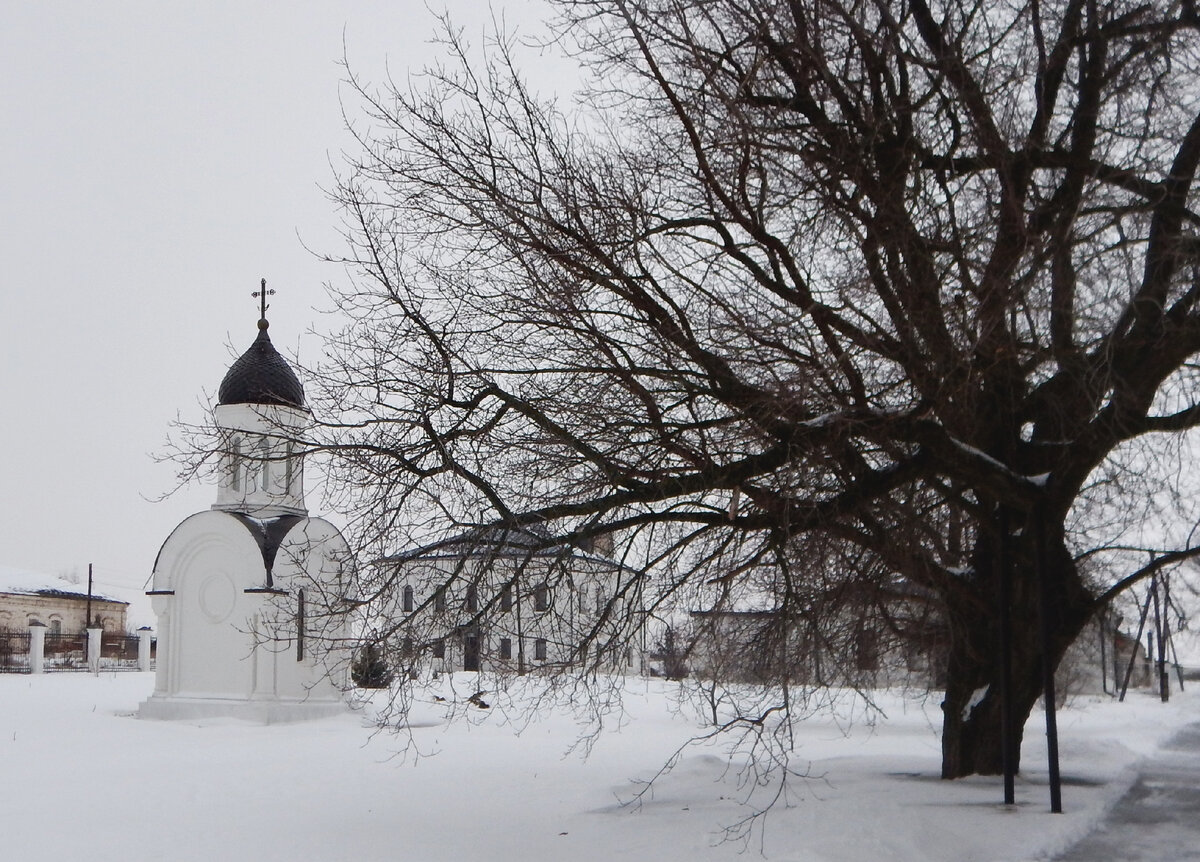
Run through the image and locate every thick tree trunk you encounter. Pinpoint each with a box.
[940,611,1046,778]
[939,526,1092,779]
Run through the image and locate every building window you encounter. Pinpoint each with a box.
[595,586,606,614]
[230,437,242,491]
[466,585,479,614]
[499,637,512,660]
[432,639,445,659]
[500,585,512,612]
[534,584,550,613]
[48,619,62,635]
[284,441,294,493]
[403,585,415,613]
[257,438,271,491]
[402,637,414,656]
[434,589,446,613]
[534,638,547,661]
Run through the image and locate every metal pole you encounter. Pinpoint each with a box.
[516,570,526,676]
[1151,575,1168,702]
[997,508,1015,805]
[296,588,305,662]
[1036,514,1062,813]
[1163,572,1184,692]
[1119,588,1154,702]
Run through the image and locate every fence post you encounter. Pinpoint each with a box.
[137,627,153,672]
[87,627,103,675]
[28,622,46,674]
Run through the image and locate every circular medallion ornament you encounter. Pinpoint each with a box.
[198,573,238,623]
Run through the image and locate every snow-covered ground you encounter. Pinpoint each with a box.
[1,672,1194,861]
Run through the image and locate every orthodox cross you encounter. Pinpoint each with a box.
[252,278,275,321]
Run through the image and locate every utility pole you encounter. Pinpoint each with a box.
[1120,585,1155,701]
[85,563,94,630]
[1152,575,1168,702]
[84,563,94,662]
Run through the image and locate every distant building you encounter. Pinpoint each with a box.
[0,565,128,634]
[379,526,647,676]
[686,596,1159,696]
[1058,617,1154,696]
[685,582,947,687]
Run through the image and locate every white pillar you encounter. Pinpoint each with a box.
[28,622,46,674]
[87,627,103,674]
[149,599,172,695]
[137,627,153,672]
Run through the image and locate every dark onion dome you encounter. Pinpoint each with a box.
[218,319,305,408]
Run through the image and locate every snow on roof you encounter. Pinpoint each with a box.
[0,563,125,604]
[385,524,622,568]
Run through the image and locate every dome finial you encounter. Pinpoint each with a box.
[217,281,305,408]
[252,277,275,329]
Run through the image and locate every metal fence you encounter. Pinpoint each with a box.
[0,630,31,673]
[43,632,87,672]
[0,629,153,674]
[100,633,142,671]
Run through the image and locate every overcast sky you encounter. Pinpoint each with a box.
[0,0,560,618]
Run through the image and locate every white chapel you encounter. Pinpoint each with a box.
[140,293,351,722]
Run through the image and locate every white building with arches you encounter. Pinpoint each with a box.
[140,306,351,722]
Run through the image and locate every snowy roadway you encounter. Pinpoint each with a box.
[1056,722,1200,861]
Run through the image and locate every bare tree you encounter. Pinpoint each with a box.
[311,0,1200,779]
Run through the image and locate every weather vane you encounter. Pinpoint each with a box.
[252,277,275,322]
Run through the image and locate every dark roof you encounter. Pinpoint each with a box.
[150,512,309,588]
[386,525,559,562]
[384,524,622,569]
[228,513,305,587]
[690,609,780,618]
[218,321,305,409]
[14,589,128,606]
